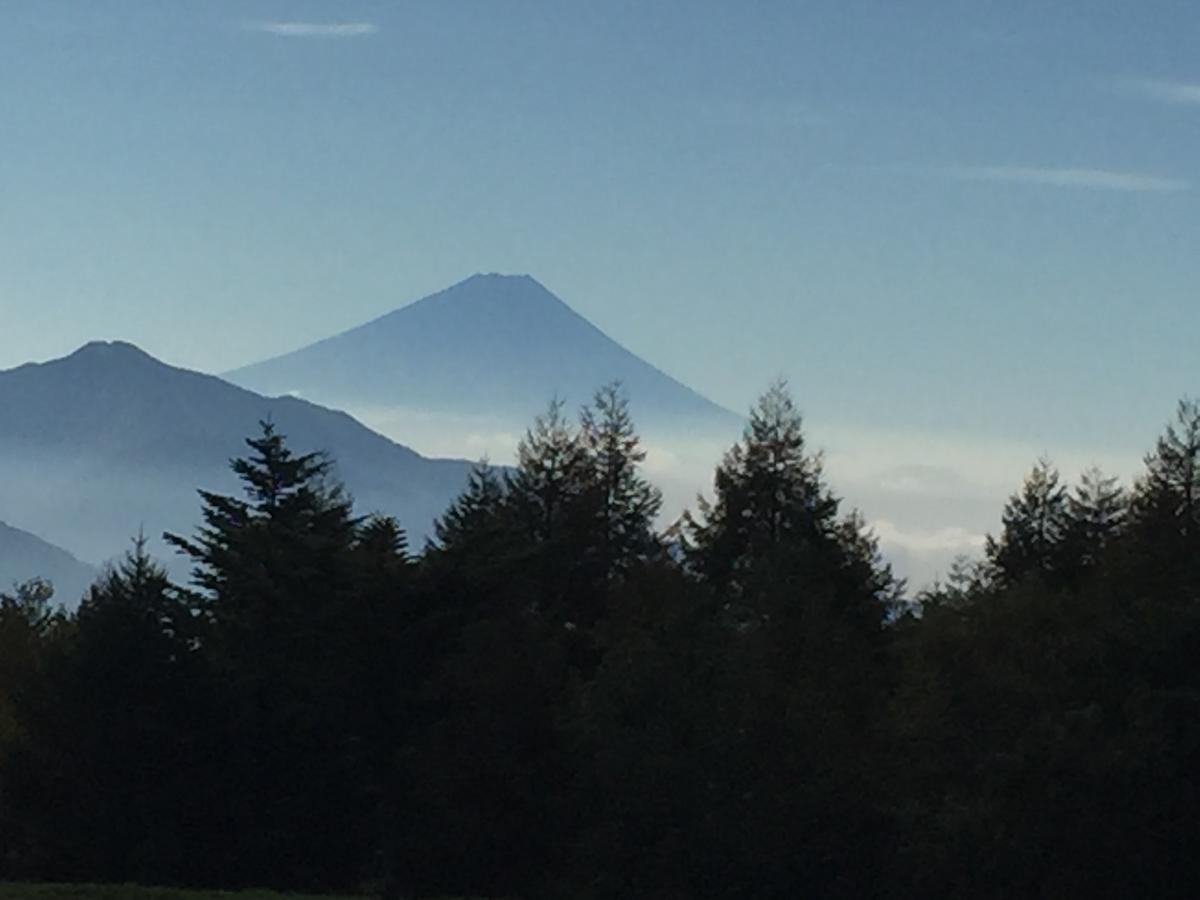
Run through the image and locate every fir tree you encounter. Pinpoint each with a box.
[507,398,592,545]
[1132,398,1200,541]
[164,421,365,889]
[684,381,896,622]
[1061,467,1126,578]
[985,458,1069,587]
[578,382,663,581]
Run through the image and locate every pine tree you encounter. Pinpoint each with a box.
[679,383,900,896]
[1061,467,1125,578]
[431,463,508,556]
[684,381,895,622]
[2,540,220,886]
[0,579,66,779]
[578,382,662,581]
[1132,398,1200,542]
[165,420,358,648]
[507,398,592,545]
[985,458,1069,587]
[164,421,366,890]
[356,514,409,576]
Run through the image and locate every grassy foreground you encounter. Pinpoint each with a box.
[0,886,364,900]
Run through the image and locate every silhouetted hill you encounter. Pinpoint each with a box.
[225,274,742,434]
[0,521,96,607]
[0,342,475,570]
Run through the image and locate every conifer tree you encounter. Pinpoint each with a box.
[985,458,1069,587]
[679,382,900,895]
[507,398,592,545]
[684,381,895,621]
[685,382,829,586]
[356,514,409,576]
[164,422,365,889]
[3,540,218,886]
[431,462,508,557]
[0,579,65,778]
[1132,398,1200,542]
[165,420,358,648]
[1061,467,1125,577]
[578,382,662,581]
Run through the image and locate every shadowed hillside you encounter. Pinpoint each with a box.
[0,523,95,607]
[0,342,474,570]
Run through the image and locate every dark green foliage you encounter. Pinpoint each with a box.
[578,382,663,582]
[0,542,216,886]
[684,380,899,629]
[985,457,1070,588]
[164,422,368,890]
[9,391,1200,898]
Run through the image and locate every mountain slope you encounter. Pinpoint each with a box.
[0,342,475,569]
[0,522,96,607]
[225,274,742,433]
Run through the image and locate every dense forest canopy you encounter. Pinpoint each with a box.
[3,385,1200,898]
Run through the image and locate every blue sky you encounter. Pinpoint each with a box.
[3,2,1199,555]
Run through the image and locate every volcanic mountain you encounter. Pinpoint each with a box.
[0,342,475,572]
[225,274,743,446]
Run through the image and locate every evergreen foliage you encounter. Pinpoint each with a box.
[6,387,1200,898]
[985,457,1070,587]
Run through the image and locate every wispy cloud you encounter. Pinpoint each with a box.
[947,165,1189,193]
[1119,77,1200,106]
[246,21,378,38]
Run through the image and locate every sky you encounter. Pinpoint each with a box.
[3,1,1199,580]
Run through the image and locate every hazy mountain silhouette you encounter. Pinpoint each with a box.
[0,342,475,572]
[225,274,742,433]
[0,521,96,607]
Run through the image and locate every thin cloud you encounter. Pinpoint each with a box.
[870,519,987,555]
[947,165,1189,193]
[1120,77,1200,106]
[246,21,378,38]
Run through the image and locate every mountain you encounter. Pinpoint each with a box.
[0,521,97,607]
[0,342,475,571]
[225,274,743,439]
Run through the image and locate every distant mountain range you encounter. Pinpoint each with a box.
[0,522,96,606]
[225,274,743,440]
[0,277,747,601]
[0,341,476,590]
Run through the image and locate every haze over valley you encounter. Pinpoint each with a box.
[0,339,476,602]
[0,272,1093,598]
[6,4,1200,897]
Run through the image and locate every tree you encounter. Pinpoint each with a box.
[507,398,592,547]
[1131,399,1200,557]
[1060,467,1126,580]
[430,463,509,560]
[578,382,663,582]
[0,579,71,879]
[165,421,366,890]
[1,541,221,886]
[684,381,897,625]
[676,382,901,897]
[985,458,1069,588]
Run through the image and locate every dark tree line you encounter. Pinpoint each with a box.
[3,386,1200,897]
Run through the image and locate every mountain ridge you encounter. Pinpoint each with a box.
[0,520,97,607]
[0,342,476,572]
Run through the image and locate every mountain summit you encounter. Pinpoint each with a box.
[225,274,741,432]
[0,343,475,571]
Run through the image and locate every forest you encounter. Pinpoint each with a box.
[3,382,1200,899]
